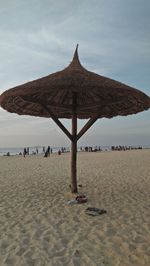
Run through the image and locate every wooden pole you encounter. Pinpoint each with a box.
[36,98,98,193]
[71,93,78,193]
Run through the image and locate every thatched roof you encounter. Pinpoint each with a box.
[0,45,150,119]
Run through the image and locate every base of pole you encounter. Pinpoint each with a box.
[69,184,78,193]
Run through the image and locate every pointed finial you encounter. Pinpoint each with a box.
[74,44,79,55]
[72,44,79,62]
[68,44,82,69]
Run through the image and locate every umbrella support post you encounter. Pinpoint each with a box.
[71,138,77,193]
[70,93,78,193]
[42,102,99,193]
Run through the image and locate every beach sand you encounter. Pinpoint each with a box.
[0,150,150,266]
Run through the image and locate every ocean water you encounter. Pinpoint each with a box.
[0,145,109,156]
[0,146,70,156]
[0,145,149,156]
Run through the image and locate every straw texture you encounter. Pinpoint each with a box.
[0,45,150,118]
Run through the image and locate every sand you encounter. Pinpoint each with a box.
[0,149,150,266]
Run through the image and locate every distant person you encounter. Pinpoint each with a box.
[44,146,50,157]
[47,146,50,156]
[23,148,27,158]
[58,150,61,155]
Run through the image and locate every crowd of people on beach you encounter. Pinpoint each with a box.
[80,145,143,152]
[21,146,68,157]
[111,145,143,151]
[3,144,144,157]
[80,146,102,152]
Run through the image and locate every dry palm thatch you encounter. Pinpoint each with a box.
[0,45,149,119]
[0,45,150,192]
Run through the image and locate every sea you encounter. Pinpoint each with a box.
[0,145,149,156]
[0,146,69,156]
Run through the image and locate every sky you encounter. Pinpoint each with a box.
[0,0,150,148]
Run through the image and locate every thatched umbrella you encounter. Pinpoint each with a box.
[0,45,150,193]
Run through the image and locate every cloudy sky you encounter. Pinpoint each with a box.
[0,0,150,148]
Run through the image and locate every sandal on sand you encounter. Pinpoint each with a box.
[76,194,87,204]
[66,194,87,205]
[85,207,107,216]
